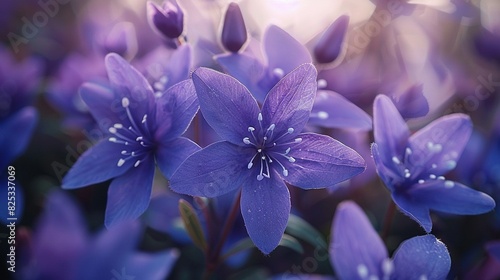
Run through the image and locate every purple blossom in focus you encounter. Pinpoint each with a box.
[170,64,365,253]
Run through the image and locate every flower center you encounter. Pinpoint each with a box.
[108,97,153,168]
[242,113,301,181]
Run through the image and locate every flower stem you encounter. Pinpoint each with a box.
[203,190,241,279]
[381,199,396,241]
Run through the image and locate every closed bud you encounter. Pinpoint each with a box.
[148,0,184,39]
[314,15,349,64]
[221,3,247,53]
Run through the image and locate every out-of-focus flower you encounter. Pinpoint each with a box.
[18,191,178,280]
[170,64,365,254]
[331,201,451,280]
[147,0,184,40]
[216,25,311,102]
[134,44,192,96]
[62,53,200,227]
[46,53,107,129]
[221,2,248,53]
[371,94,495,232]
[313,15,349,64]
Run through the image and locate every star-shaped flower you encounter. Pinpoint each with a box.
[62,53,200,227]
[170,64,365,254]
[331,201,451,280]
[371,94,495,232]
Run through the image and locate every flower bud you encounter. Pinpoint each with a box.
[221,3,247,53]
[148,0,184,39]
[313,15,349,64]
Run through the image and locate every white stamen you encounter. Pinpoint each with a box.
[273,68,284,77]
[431,164,437,169]
[392,156,400,164]
[248,127,255,132]
[109,137,117,142]
[446,160,457,170]
[142,114,148,124]
[288,128,294,134]
[405,147,412,155]
[295,138,302,143]
[317,79,327,89]
[248,162,253,169]
[288,157,296,163]
[134,160,141,167]
[430,174,436,179]
[117,159,125,167]
[283,169,288,176]
[444,181,455,188]
[258,113,263,122]
[160,76,168,84]
[268,124,276,131]
[418,179,425,184]
[438,176,445,180]
[114,123,123,129]
[109,127,117,134]
[121,97,130,108]
[243,137,251,144]
[154,82,164,91]
[257,174,264,181]
[317,111,329,119]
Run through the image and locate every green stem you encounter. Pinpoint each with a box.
[203,190,241,279]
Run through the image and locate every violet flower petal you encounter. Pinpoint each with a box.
[215,53,267,102]
[192,67,260,145]
[105,53,155,120]
[331,201,388,280]
[105,156,155,227]
[155,79,199,142]
[408,114,472,178]
[156,137,200,178]
[392,191,432,232]
[0,106,38,169]
[169,141,253,197]
[408,180,495,215]
[261,63,317,141]
[285,133,365,189]
[62,140,133,189]
[264,25,311,75]
[240,171,290,254]
[309,90,372,131]
[373,94,410,173]
[392,235,451,280]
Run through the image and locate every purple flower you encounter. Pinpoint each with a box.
[331,201,451,280]
[134,44,192,97]
[46,53,107,129]
[147,0,184,39]
[313,15,349,64]
[62,53,200,227]
[169,64,365,254]
[221,2,248,53]
[19,191,178,280]
[371,94,495,232]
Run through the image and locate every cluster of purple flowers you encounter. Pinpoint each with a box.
[2,0,500,279]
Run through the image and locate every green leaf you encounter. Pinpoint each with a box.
[278,234,304,254]
[285,214,327,249]
[179,199,207,252]
[221,234,303,262]
[220,237,255,262]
